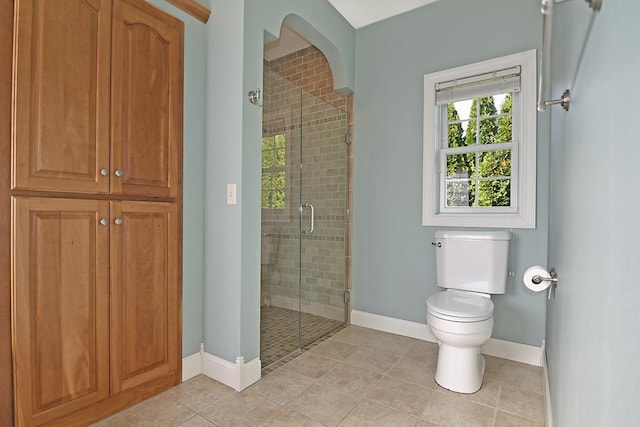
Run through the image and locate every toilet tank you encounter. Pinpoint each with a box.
[434,231,512,294]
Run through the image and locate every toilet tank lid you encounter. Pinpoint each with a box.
[435,231,512,241]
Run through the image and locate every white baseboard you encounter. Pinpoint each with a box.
[351,310,543,367]
[202,353,261,391]
[181,344,261,391]
[542,340,553,427]
[182,347,203,382]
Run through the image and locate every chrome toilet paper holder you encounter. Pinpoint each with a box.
[533,268,558,300]
[531,268,558,285]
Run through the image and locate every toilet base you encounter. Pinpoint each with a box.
[434,343,485,394]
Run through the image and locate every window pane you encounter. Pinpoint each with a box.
[262,149,274,168]
[445,154,472,178]
[263,136,275,150]
[478,118,498,144]
[479,150,511,178]
[446,179,474,207]
[275,148,285,167]
[447,123,465,148]
[261,191,270,208]
[262,172,272,190]
[273,171,285,190]
[272,190,285,209]
[274,134,285,148]
[478,179,511,207]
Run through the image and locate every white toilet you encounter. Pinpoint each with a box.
[426,230,511,394]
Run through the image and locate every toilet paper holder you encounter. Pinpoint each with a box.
[531,268,558,285]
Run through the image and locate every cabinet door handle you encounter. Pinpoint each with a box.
[99,218,109,226]
[114,218,123,225]
[100,168,109,176]
[114,169,123,177]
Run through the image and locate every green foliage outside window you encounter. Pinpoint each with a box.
[445,94,513,208]
[262,134,286,209]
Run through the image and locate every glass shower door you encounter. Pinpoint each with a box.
[260,67,348,368]
[298,90,349,348]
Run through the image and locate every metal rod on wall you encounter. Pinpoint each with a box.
[536,0,602,112]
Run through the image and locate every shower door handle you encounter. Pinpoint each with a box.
[303,202,314,234]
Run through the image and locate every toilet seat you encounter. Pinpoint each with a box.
[427,290,493,322]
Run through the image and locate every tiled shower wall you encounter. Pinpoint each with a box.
[261,46,352,323]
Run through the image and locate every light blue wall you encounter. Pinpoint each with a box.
[203,0,354,363]
[546,1,640,425]
[147,0,207,358]
[353,0,549,346]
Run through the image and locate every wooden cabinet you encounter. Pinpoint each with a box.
[13,198,181,425]
[10,0,183,425]
[12,198,111,426]
[110,201,180,394]
[12,0,182,198]
[111,0,183,198]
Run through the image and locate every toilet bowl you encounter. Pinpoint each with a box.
[426,290,494,393]
[426,230,511,394]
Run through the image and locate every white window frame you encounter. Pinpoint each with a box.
[423,50,537,229]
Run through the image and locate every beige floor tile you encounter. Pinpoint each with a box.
[243,368,315,404]
[198,393,282,427]
[330,325,384,347]
[436,373,502,408]
[311,339,359,361]
[497,385,545,422]
[494,410,545,427]
[285,383,359,426]
[338,400,419,427]
[163,375,235,412]
[342,344,401,375]
[422,391,496,427]
[97,393,195,427]
[366,376,433,417]
[257,407,325,426]
[357,329,416,357]
[317,362,382,399]
[281,352,338,379]
[500,360,544,394]
[386,356,439,389]
[484,355,507,376]
[415,421,438,427]
[177,414,218,426]
[402,339,439,366]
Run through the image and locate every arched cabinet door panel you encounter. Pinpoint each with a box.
[110,0,184,198]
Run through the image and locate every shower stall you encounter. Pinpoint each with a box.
[260,64,349,369]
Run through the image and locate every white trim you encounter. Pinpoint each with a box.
[351,309,543,367]
[202,352,261,391]
[181,343,203,382]
[542,340,554,427]
[422,49,537,229]
[181,344,262,391]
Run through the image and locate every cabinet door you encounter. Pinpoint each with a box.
[110,201,180,393]
[12,0,111,194]
[111,0,184,198]
[12,197,110,426]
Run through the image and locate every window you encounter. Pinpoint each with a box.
[423,50,537,228]
[261,133,286,209]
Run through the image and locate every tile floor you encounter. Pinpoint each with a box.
[260,306,345,368]
[93,326,545,427]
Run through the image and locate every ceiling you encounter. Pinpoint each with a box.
[264,0,440,61]
[328,0,439,29]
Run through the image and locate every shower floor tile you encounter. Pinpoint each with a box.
[260,306,345,369]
